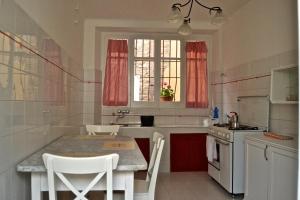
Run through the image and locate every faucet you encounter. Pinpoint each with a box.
[112,109,130,124]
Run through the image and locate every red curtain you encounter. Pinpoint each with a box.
[103,39,128,106]
[186,41,208,108]
[43,39,64,106]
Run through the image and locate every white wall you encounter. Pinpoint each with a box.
[14,0,84,66]
[222,0,297,69]
[213,0,298,135]
[0,0,83,199]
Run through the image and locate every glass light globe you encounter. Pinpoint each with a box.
[178,19,192,36]
[168,6,183,24]
[211,10,226,25]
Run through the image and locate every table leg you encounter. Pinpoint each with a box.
[124,172,134,200]
[31,173,43,200]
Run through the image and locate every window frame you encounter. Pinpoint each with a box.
[129,34,186,108]
[100,32,212,109]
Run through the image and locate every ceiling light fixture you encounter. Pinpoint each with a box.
[168,0,225,35]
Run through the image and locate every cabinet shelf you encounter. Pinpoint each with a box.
[270,65,298,104]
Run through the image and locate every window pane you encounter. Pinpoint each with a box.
[169,40,180,58]
[133,39,155,102]
[135,39,154,58]
[160,40,181,102]
[134,60,154,101]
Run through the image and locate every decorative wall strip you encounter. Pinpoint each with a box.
[211,74,271,86]
[85,80,101,84]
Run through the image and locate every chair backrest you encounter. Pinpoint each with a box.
[42,153,119,200]
[147,138,165,200]
[147,132,164,181]
[86,125,120,136]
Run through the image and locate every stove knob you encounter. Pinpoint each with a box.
[218,132,221,136]
[226,135,230,139]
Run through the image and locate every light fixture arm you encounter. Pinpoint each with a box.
[172,0,222,19]
[169,0,224,35]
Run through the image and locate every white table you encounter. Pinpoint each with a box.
[17,135,147,200]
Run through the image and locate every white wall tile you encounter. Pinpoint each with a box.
[219,51,298,135]
[0,1,84,199]
[0,170,12,200]
[0,135,13,174]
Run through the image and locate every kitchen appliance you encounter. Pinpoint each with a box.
[227,112,239,129]
[208,124,263,194]
[208,95,269,194]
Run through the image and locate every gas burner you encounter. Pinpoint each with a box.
[213,123,229,127]
[229,125,259,130]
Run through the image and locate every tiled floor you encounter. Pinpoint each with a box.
[155,172,243,200]
[44,172,243,200]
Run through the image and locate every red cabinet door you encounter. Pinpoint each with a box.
[135,138,150,164]
[171,133,208,172]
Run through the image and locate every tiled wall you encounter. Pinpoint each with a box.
[0,0,83,199]
[212,50,298,135]
[101,107,210,127]
[83,69,102,125]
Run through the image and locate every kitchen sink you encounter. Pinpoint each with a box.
[110,122,142,127]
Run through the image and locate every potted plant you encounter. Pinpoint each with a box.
[160,84,174,101]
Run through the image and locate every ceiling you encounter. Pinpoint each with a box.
[78,0,251,22]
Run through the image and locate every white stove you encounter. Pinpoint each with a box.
[208,124,264,194]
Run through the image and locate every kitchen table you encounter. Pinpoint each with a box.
[17,135,147,200]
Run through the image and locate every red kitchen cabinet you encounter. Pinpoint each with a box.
[171,133,208,172]
[135,138,150,164]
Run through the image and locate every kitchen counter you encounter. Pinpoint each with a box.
[155,124,208,128]
[114,124,208,128]
[246,133,298,153]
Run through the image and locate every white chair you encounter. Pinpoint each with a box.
[42,153,119,200]
[111,138,165,200]
[146,132,164,181]
[86,125,120,136]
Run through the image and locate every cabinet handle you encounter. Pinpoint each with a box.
[215,139,230,145]
[264,145,268,161]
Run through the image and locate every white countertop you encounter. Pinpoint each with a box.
[119,124,208,128]
[246,133,298,153]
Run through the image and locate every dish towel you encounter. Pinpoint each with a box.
[206,135,217,162]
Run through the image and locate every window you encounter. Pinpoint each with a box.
[132,38,182,104]
[102,33,210,108]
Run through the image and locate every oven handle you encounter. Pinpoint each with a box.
[215,139,230,145]
[264,145,268,161]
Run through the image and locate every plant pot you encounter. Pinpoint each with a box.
[160,96,173,101]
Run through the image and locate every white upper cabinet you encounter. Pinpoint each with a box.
[270,65,298,104]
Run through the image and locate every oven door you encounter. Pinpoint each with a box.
[216,138,233,193]
[208,141,220,170]
[207,135,221,183]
